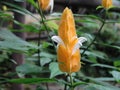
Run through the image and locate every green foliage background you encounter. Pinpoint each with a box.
[0,0,120,90]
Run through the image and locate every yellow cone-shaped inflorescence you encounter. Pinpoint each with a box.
[38,0,54,12]
[102,0,112,9]
[58,7,80,73]
[52,7,87,73]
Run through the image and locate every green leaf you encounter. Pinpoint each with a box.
[3,2,38,21]
[80,33,94,45]
[94,77,115,82]
[27,0,38,9]
[13,20,40,33]
[40,57,51,66]
[16,63,42,77]
[73,81,87,87]
[114,60,120,67]
[83,50,108,60]
[85,84,120,90]
[40,52,56,59]
[74,14,103,21]
[0,29,36,52]
[46,21,59,30]
[85,77,113,87]
[0,51,9,62]
[91,64,118,70]
[96,6,103,10]
[49,62,63,78]
[14,0,25,2]
[42,42,53,48]
[8,78,57,84]
[0,12,13,20]
[57,79,70,86]
[96,43,120,50]
[110,71,120,83]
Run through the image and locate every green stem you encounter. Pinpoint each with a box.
[69,74,74,90]
[36,0,42,66]
[81,10,107,56]
[64,74,69,90]
[37,29,41,66]
[37,1,56,90]
[81,20,105,56]
[64,84,67,90]
[37,4,56,52]
[46,83,49,90]
[37,0,56,66]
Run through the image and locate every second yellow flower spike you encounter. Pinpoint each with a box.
[102,0,113,9]
[38,0,54,12]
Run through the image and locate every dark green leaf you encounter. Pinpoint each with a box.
[0,29,36,52]
[16,63,42,77]
[3,2,38,21]
[91,64,118,70]
[9,78,57,84]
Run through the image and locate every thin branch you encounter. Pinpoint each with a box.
[81,10,107,56]
[81,20,105,56]
[69,74,74,90]
[37,29,41,66]
[37,3,56,52]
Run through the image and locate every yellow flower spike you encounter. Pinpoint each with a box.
[52,7,87,73]
[102,0,113,9]
[38,0,54,12]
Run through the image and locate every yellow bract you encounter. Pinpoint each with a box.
[38,0,50,11]
[102,0,112,9]
[58,7,81,73]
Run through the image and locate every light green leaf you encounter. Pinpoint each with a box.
[27,0,38,9]
[46,21,58,30]
[40,57,51,66]
[49,62,63,78]
[94,77,115,82]
[114,60,120,67]
[42,42,53,48]
[110,71,120,83]
[40,52,56,59]
[96,6,103,10]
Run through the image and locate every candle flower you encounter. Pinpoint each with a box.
[51,7,87,73]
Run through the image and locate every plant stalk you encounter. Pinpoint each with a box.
[81,10,107,56]
[81,20,105,56]
[70,74,74,90]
